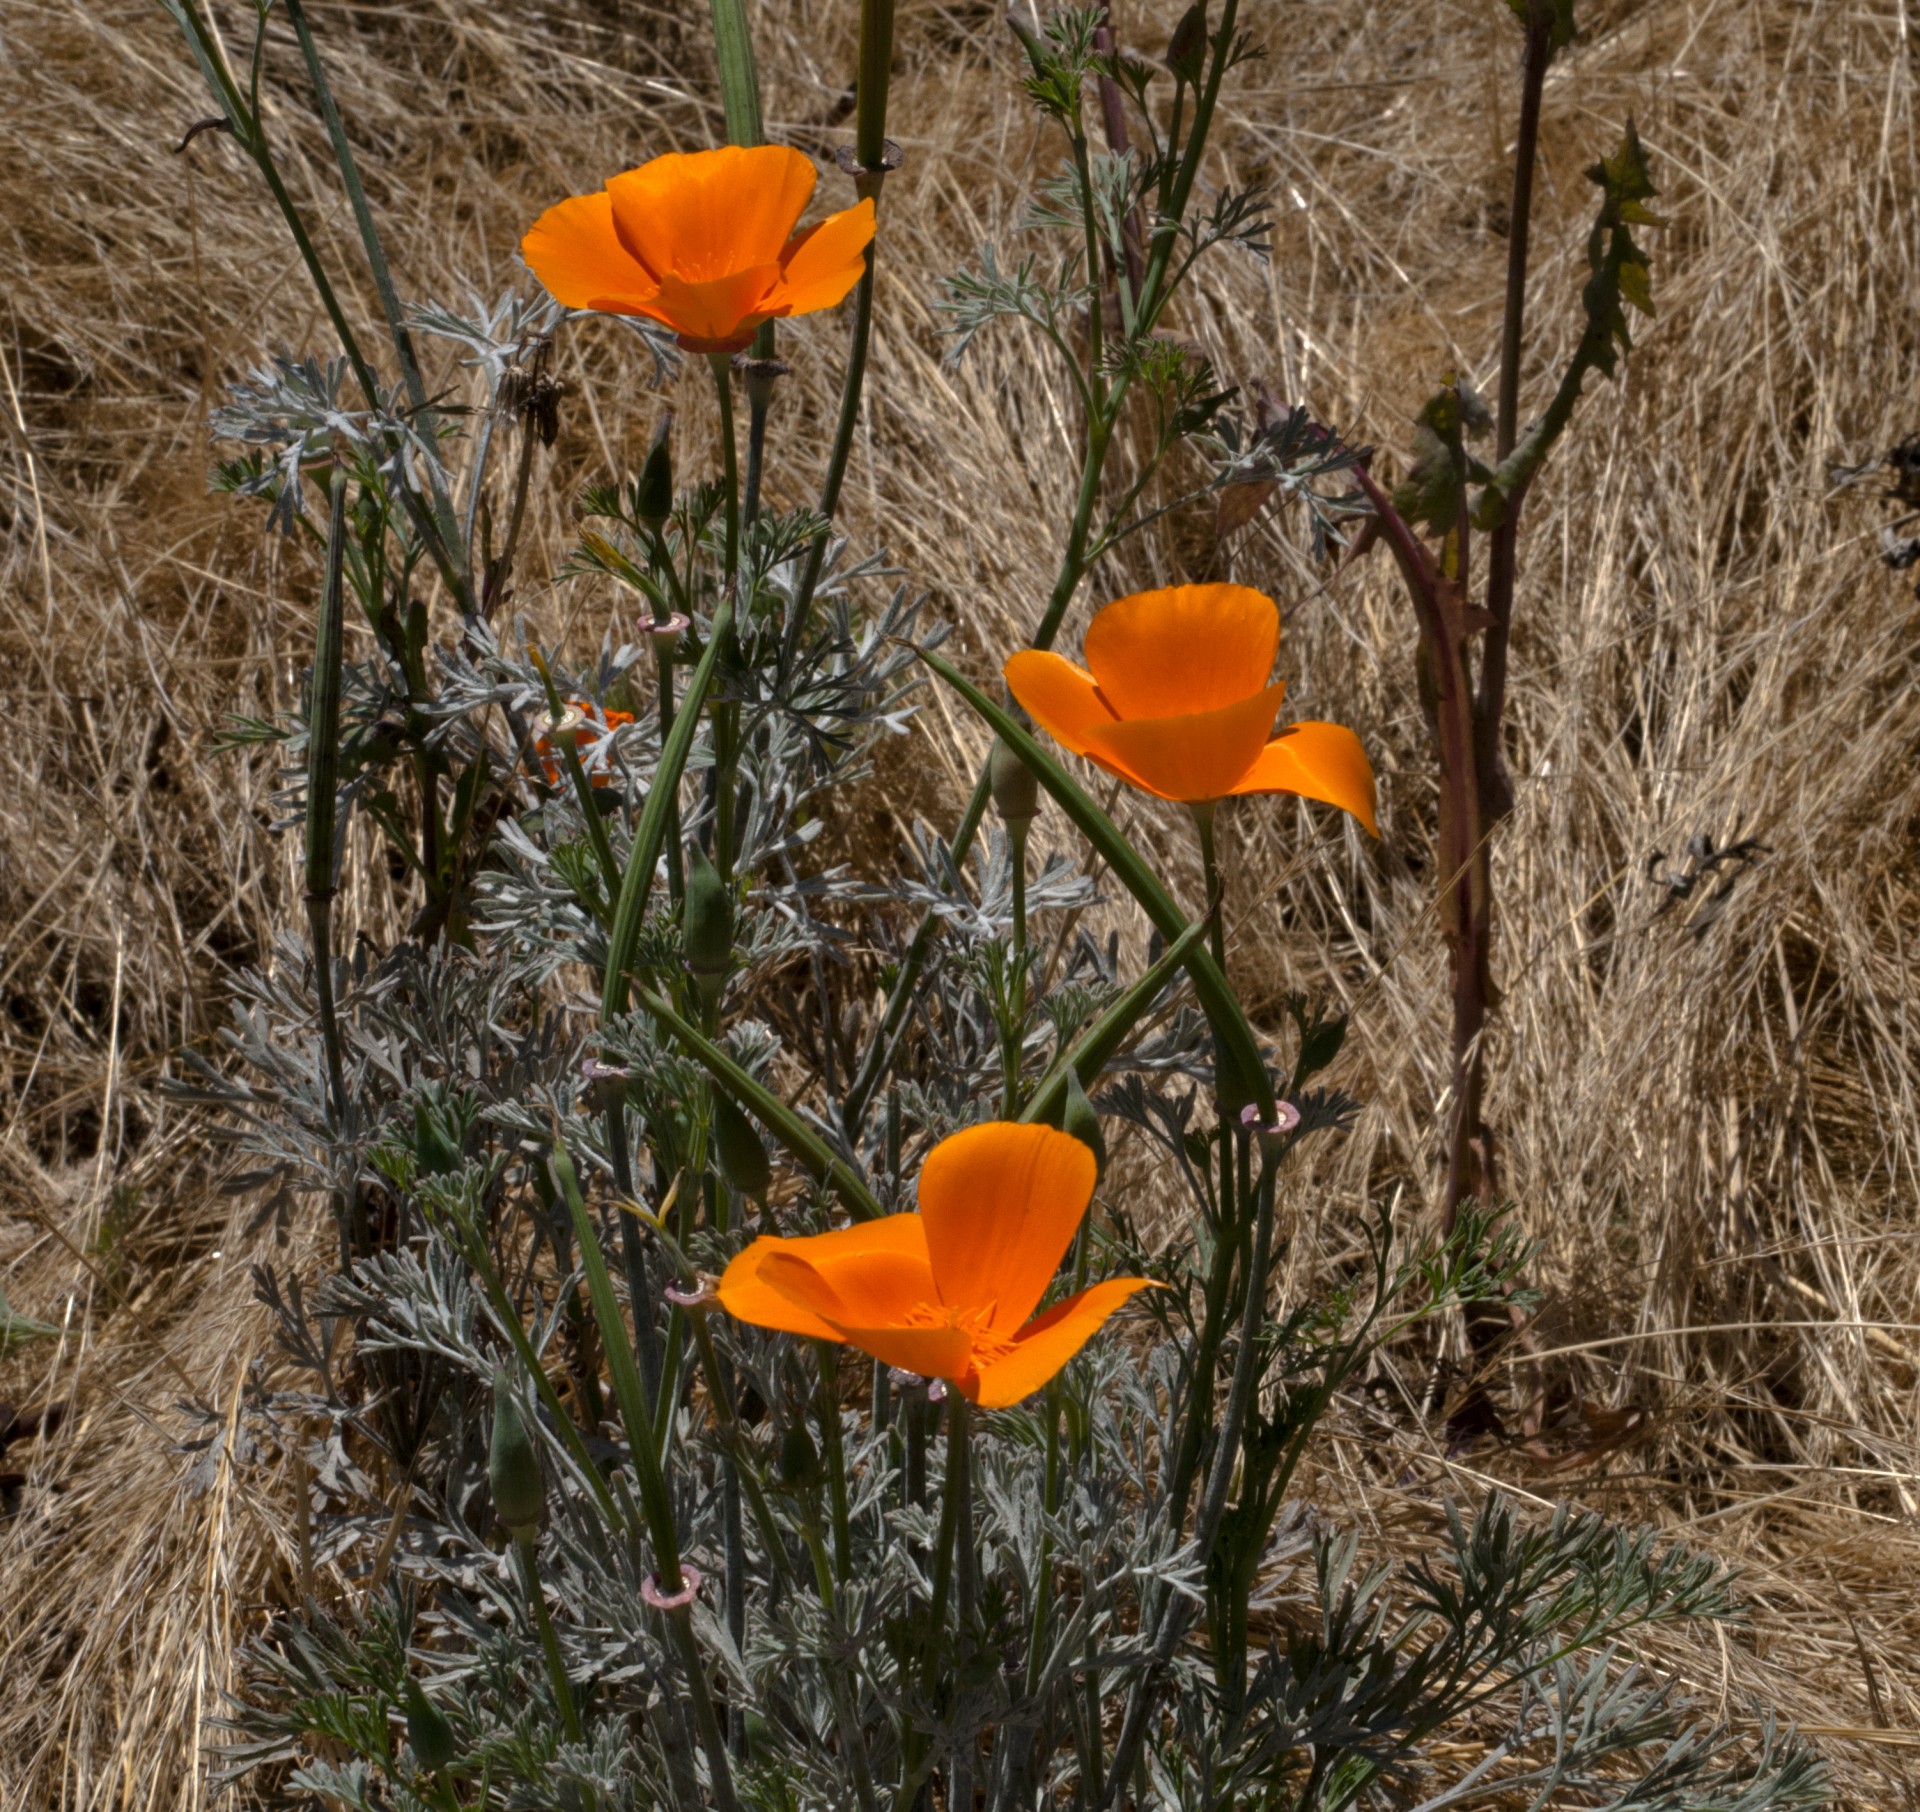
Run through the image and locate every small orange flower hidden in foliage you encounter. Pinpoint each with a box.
[522,144,876,355]
[1004,583,1379,833]
[535,701,633,788]
[716,1122,1158,1408]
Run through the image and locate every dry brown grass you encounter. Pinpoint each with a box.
[3,0,1918,1803]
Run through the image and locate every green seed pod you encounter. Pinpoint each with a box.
[1166,1,1208,82]
[778,1417,822,1488]
[1060,1066,1108,1182]
[682,844,733,1008]
[988,735,1039,829]
[713,1091,772,1202]
[636,413,674,528]
[403,1677,458,1776]
[487,1373,545,1543]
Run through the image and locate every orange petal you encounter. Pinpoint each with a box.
[961,1278,1161,1408]
[817,1321,975,1381]
[716,1216,931,1340]
[1003,651,1119,757]
[918,1122,1095,1335]
[1226,721,1380,836]
[770,200,877,315]
[754,1240,939,1331]
[606,145,817,283]
[636,265,782,351]
[522,191,660,312]
[1082,584,1279,720]
[1079,681,1286,803]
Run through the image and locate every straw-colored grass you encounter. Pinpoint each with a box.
[3,0,1917,1803]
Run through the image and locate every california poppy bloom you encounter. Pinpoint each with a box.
[717,1122,1155,1408]
[1004,584,1379,833]
[535,700,633,788]
[522,145,876,355]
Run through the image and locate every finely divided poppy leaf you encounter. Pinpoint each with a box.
[917,644,1277,1122]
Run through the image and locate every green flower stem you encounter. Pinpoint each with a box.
[514,1533,582,1743]
[1002,817,1031,1115]
[305,464,350,1146]
[785,0,897,641]
[896,1393,970,1812]
[706,0,765,145]
[814,1341,854,1582]
[1103,1154,1278,1804]
[549,1140,741,1812]
[687,1311,791,1590]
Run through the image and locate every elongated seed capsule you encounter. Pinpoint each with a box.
[713,1091,772,1202]
[1060,1066,1108,1181]
[683,844,733,1010]
[988,734,1039,828]
[637,413,674,529]
[403,1677,458,1775]
[488,1372,545,1543]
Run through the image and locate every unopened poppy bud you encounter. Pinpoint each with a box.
[713,1092,772,1202]
[1060,1067,1108,1181]
[1006,10,1050,77]
[989,735,1039,829]
[682,845,733,1007]
[778,1418,822,1487]
[487,1374,545,1543]
[403,1677,458,1775]
[637,413,674,527]
[1166,2,1208,82]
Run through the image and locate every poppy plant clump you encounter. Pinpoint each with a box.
[717,1121,1155,1407]
[522,144,877,353]
[1005,582,1380,832]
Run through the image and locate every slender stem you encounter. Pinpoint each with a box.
[515,1535,582,1742]
[1104,1156,1276,1805]
[305,465,350,1133]
[815,1341,853,1582]
[710,356,741,592]
[785,0,897,639]
[1003,818,1031,1115]
[550,1142,741,1810]
[707,0,766,144]
[1475,0,1554,824]
[1070,125,1108,411]
[281,0,468,605]
[896,1393,970,1812]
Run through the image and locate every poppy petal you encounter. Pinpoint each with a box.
[918,1122,1095,1334]
[606,145,817,282]
[1226,721,1380,836]
[961,1278,1160,1408]
[1078,681,1287,803]
[754,1240,940,1331]
[814,1321,976,1381]
[1003,651,1120,757]
[771,200,877,314]
[1083,584,1280,720]
[639,265,783,350]
[522,191,660,311]
[717,1216,931,1340]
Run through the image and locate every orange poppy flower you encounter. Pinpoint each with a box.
[536,700,634,788]
[522,145,876,355]
[1003,583,1379,833]
[716,1122,1156,1408]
